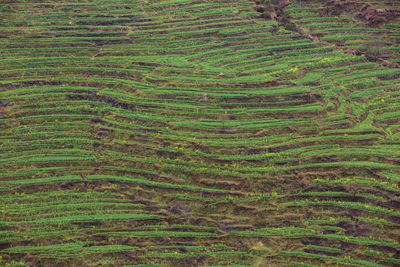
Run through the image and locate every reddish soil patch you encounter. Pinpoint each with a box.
[275,0,291,9]
[358,4,399,25]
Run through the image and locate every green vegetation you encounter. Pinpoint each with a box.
[1,0,400,266]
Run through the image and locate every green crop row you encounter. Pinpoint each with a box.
[1,213,161,226]
[281,200,400,216]
[107,231,218,237]
[4,242,137,256]
[87,174,231,193]
[278,251,387,267]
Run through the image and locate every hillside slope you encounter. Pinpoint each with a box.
[1,0,400,266]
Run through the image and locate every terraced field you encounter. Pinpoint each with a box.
[1,0,400,266]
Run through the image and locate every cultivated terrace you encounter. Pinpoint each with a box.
[0,0,400,266]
